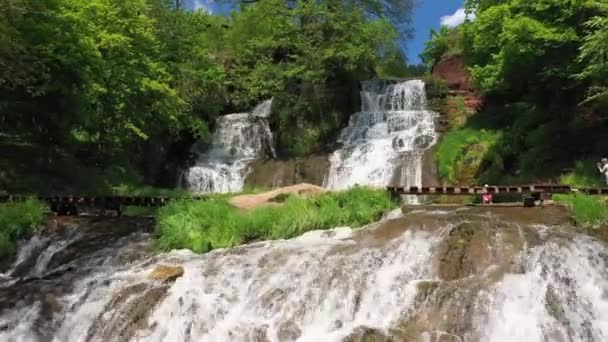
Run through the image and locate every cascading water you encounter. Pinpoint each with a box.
[182,99,275,194]
[325,80,437,190]
[2,206,608,341]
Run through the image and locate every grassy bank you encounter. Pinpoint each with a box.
[155,187,398,253]
[0,199,47,259]
[555,193,608,227]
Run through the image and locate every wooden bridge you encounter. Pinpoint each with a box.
[2,184,607,216]
[385,184,608,195]
[0,194,206,216]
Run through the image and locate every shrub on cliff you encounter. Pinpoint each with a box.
[155,187,398,253]
[0,199,47,259]
[436,128,502,185]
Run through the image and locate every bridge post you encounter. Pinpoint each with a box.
[388,187,400,202]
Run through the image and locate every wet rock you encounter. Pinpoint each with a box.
[421,331,464,342]
[251,324,270,342]
[245,156,330,189]
[415,281,440,303]
[278,322,301,341]
[436,222,477,280]
[545,285,567,324]
[149,265,184,282]
[87,284,169,342]
[342,327,403,342]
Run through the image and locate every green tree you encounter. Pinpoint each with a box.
[577,1,608,107]
[223,0,401,155]
[0,0,415,189]
[463,0,600,104]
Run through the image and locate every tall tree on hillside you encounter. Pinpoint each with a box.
[226,0,414,36]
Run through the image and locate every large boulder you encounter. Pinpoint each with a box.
[149,265,184,282]
[229,183,326,210]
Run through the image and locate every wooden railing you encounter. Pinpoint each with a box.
[0,194,206,216]
[2,184,607,216]
[384,184,596,195]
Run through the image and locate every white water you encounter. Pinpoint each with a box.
[473,236,608,341]
[183,99,275,193]
[2,209,608,341]
[325,80,438,190]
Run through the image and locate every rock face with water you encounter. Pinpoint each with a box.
[325,80,438,190]
[245,155,331,189]
[182,99,275,193]
[2,206,608,341]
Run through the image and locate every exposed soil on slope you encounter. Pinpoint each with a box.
[229,183,326,210]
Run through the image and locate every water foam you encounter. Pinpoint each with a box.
[325,80,438,190]
[183,99,274,193]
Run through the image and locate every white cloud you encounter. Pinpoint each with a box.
[193,0,214,13]
[440,8,475,28]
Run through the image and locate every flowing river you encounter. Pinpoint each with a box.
[2,79,607,341]
[1,206,607,341]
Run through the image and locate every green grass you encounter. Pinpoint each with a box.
[555,193,608,227]
[0,199,47,259]
[155,187,398,253]
[435,128,502,184]
[560,159,605,188]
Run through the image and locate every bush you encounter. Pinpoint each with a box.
[555,193,608,227]
[424,76,449,98]
[0,199,47,259]
[155,187,398,253]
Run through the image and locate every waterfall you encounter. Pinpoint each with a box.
[2,207,608,341]
[325,80,437,190]
[183,99,275,194]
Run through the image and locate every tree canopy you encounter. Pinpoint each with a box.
[0,0,415,170]
[423,0,608,184]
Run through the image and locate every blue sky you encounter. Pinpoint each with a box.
[185,0,469,64]
[408,0,467,63]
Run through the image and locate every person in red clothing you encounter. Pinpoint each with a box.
[482,184,493,204]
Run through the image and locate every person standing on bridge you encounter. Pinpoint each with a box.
[597,158,608,185]
[482,185,493,204]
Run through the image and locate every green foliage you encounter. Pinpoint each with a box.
[223,0,406,155]
[0,199,47,259]
[436,128,502,184]
[155,187,397,253]
[560,160,605,188]
[424,76,449,98]
[420,26,464,67]
[428,0,608,185]
[464,0,603,102]
[555,193,608,227]
[1,0,415,180]
[577,2,608,107]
